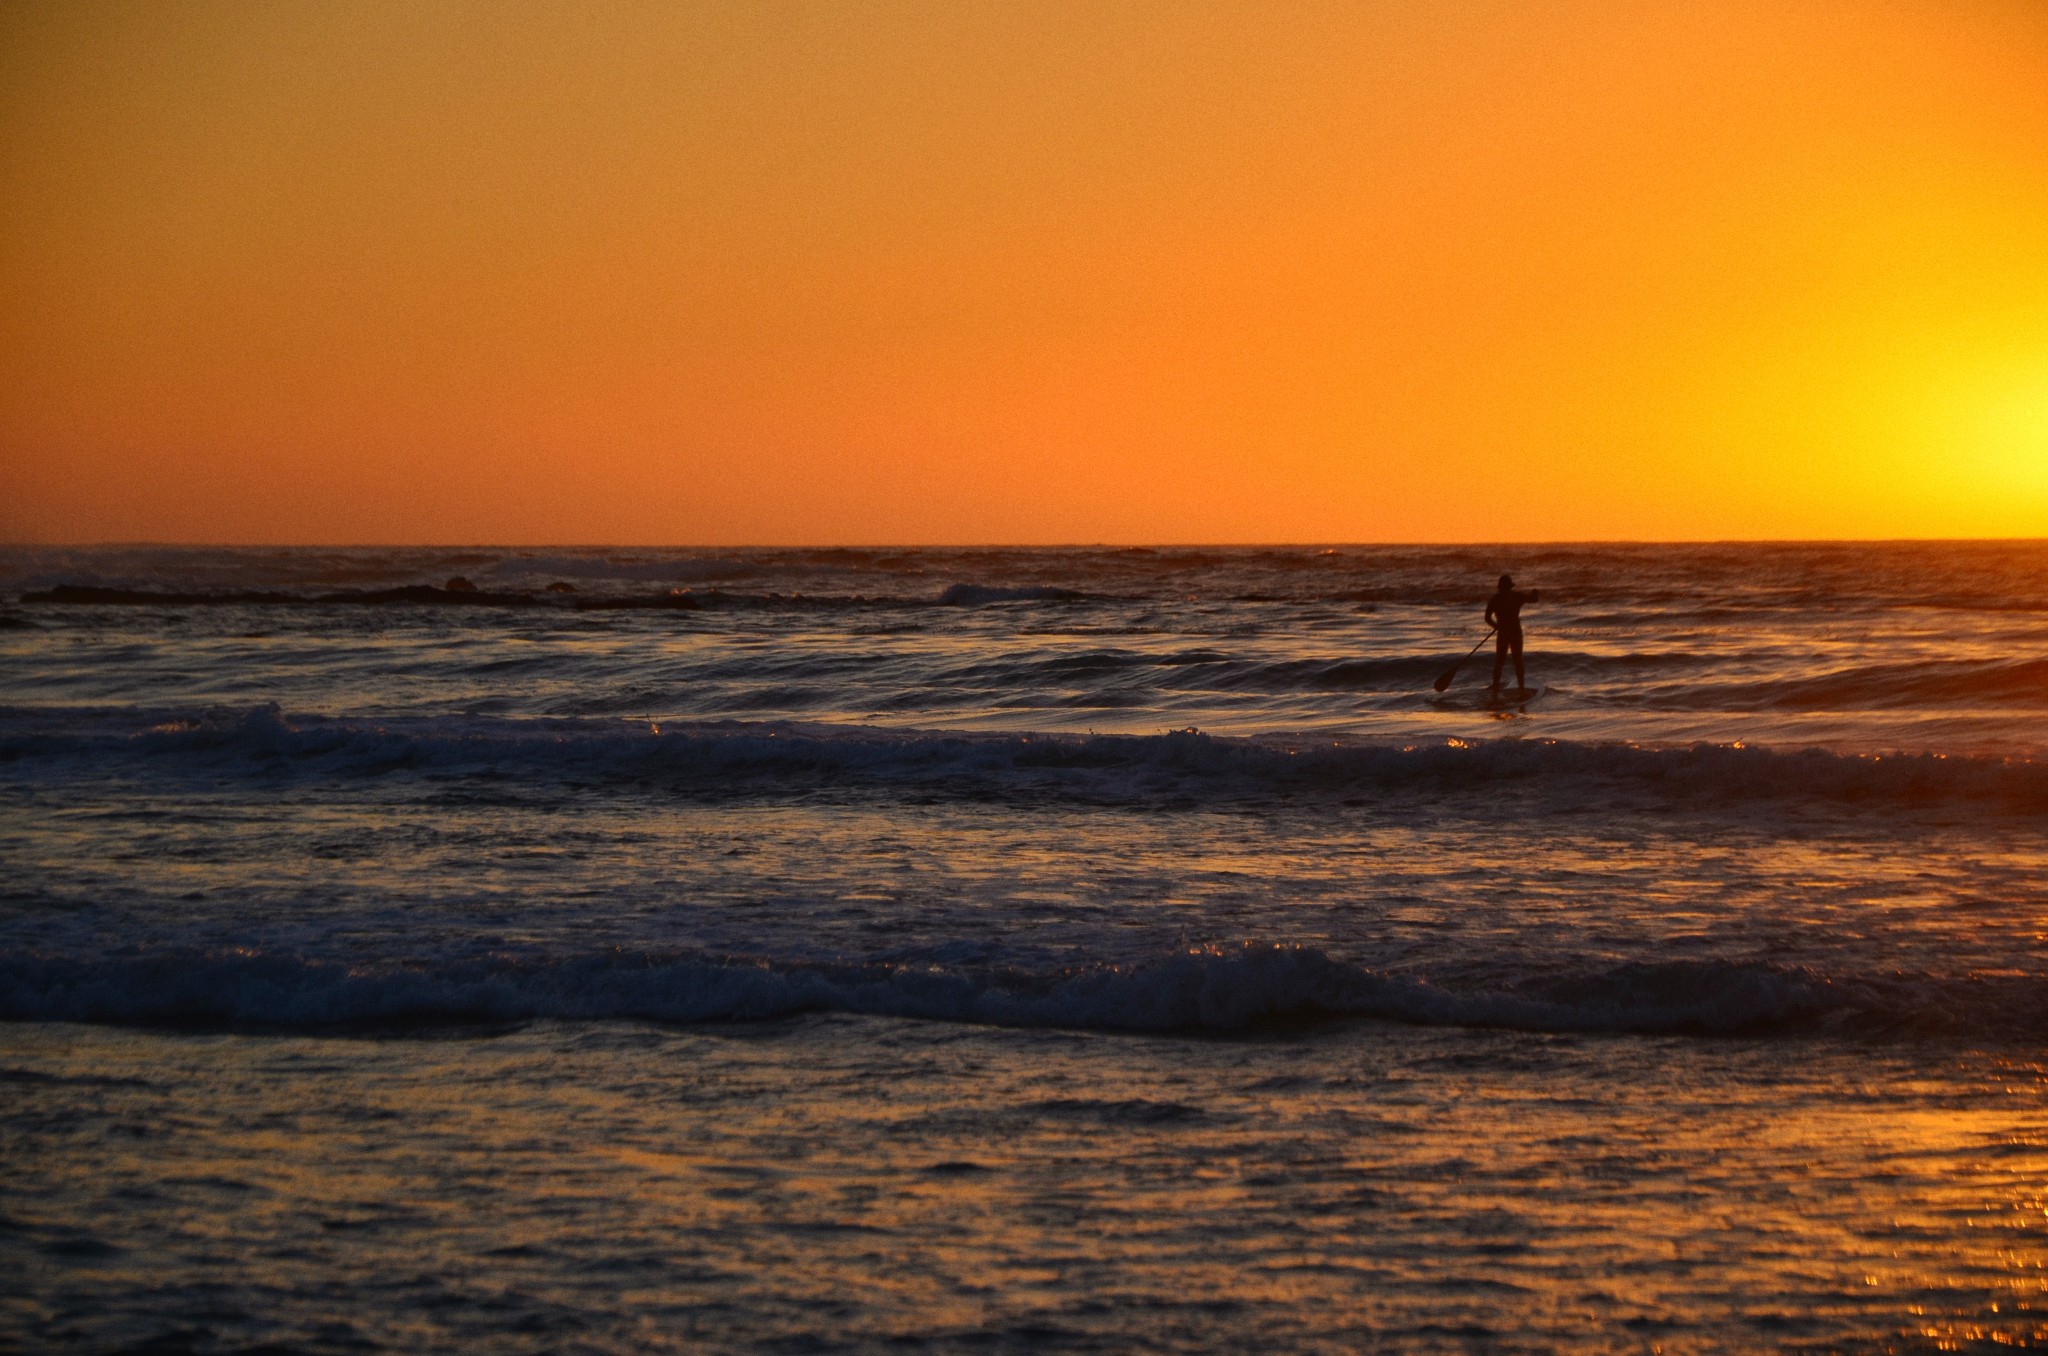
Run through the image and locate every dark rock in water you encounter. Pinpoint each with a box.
[444,576,478,592]
[545,581,578,593]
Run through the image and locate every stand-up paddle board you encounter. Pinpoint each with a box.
[1426,683,1549,711]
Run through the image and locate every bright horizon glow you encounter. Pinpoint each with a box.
[3,0,2046,546]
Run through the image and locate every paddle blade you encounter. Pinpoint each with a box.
[1433,628,1493,692]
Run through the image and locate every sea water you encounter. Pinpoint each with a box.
[3,542,2045,1352]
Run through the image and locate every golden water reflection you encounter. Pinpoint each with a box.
[7,1021,2046,1350]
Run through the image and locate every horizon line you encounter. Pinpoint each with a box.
[3,536,2045,551]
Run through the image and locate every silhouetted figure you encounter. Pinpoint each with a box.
[1485,574,1539,697]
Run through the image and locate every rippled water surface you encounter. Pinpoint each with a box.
[4,542,2046,1352]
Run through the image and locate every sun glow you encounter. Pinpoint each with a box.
[1908,357,2048,527]
[2,0,2046,544]
[1968,381,2048,499]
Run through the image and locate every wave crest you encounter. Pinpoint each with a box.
[5,706,2044,809]
[2,943,2036,1042]
[936,584,1090,606]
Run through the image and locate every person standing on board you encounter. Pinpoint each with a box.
[1485,574,1540,698]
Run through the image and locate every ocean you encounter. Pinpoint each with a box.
[3,541,2046,1353]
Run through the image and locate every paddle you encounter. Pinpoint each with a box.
[1432,628,1496,692]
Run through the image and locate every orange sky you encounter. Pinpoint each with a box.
[2,0,2045,544]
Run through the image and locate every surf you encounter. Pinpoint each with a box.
[4,705,2044,814]
[5,941,2041,1043]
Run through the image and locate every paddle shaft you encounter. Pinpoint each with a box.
[1433,628,1496,691]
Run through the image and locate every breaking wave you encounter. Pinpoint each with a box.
[936,583,1092,606]
[2,943,2038,1043]
[3,706,2043,810]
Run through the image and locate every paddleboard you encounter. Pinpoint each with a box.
[1485,683,1548,713]
[1426,683,1548,711]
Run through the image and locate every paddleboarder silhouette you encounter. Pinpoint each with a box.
[1485,574,1539,698]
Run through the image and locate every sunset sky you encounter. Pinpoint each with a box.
[3,0,2045,545]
